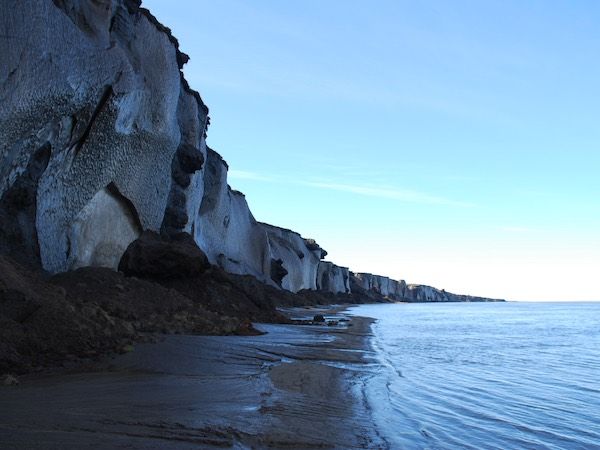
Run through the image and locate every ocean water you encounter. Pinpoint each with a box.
[350,302,600,450]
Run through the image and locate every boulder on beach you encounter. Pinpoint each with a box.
[118,231,210,279]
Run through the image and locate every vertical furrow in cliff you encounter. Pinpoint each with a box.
[71,85,113,156]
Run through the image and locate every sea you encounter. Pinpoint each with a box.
[349,302,600,450]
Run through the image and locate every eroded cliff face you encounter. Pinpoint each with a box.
[0,0,208,272]
[195,149,271,282]
[261,223,325,293]
[69,185,142,269]
[406,285,499,302]
[317,262,351,294]
[0,0,327,291]
[352,273,408,299]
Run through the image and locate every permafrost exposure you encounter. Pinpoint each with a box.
[0,0,499,303]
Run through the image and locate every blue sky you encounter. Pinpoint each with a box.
[145,0,600,301]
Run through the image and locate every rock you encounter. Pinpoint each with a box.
[313,314,325,323]
[351,272,409,300]
[234,319,264,336]
[327,320,338,326]
[195,149,272,282]
[1,374,19,386]
[405,284,503,302]
[177,143,205,173]
[0,0,209,273]
[304,239,327,259]
[261,223,325,292]
[162,143,207,236]
[118,231,210,279]
[317,261,351,294]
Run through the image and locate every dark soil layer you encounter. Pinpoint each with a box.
[0,233,390,375]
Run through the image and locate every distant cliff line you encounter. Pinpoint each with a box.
[0,0,503,303]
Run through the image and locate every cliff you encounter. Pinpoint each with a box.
[317,261,351,294]
[0,0,209,274]
[352,273,408,300]
[406,284,502,303]
[195,149,271,282]
[0,0,506,372]
[0,0,505,300]
[260,223,326,292]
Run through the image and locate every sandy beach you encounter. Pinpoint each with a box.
[0,307,388,449]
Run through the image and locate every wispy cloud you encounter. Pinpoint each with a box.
[304,181,474,207]
[228,169,474,207]
[228,169,276,182]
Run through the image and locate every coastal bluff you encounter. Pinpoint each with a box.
[0,1,503,372]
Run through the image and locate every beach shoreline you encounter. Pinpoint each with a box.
[0,306,387,449]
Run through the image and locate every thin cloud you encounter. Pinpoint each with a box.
[228,169,474,207]
[304,181,475,207]
[228,170,276,182]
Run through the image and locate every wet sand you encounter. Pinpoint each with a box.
[0,307,388,449]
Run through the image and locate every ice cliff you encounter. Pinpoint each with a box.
[0,0,502,303]
[317,262,351,294]
[0,0,207,273]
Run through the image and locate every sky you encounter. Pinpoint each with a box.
[145,0,600,301]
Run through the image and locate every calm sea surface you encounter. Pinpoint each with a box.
[349,302,600,450]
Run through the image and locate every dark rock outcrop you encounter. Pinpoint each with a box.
[118,231,210,279]
[270,258,288,287]
[162,143,206,236]
[0,253,290,374]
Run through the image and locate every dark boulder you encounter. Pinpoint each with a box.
[161,144,204,236]
[313,314,325,323]
[234,319,264,336]
[177,143,204,173]
[118,231,210,279]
